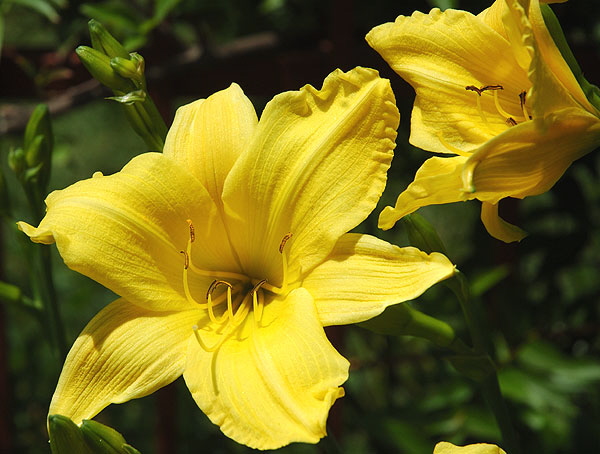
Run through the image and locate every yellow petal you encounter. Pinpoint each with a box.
[378,156,471,230]
[163,84,258,203]
[184,287,348,450]
[480,201,527,243]
[49,299,199,423]
[222,67,399,282]
[366,8,530,153]
[464,108,600,202]
[434,441,507,454]
[303,233,455,326]
[18,152,224,312]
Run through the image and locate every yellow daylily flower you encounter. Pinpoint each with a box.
[19,68,455,450]
[434,441,507,454]
[367,0,600,242]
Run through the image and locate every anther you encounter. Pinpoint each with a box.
[279,233,293,253]
[465,84,503,96]
[506,117,517,126]
[186,219,195,243]
[180,250,189,269]
[519,90,531,120]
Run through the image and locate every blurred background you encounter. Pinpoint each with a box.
[2,0,600,452]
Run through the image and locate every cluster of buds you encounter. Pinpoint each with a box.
[76,20,167,151]
[49,414,140,454]
[8,104,54,218]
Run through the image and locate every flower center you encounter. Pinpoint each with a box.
[437,83,532,156]
[465,83,531,127]
[178,220,292,351]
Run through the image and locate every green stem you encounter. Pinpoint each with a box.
[447,271,520,454]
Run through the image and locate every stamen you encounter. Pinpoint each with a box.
[251,279,267,325]
[206,280,233,324]
[519,91,530,120]
[186,219,195,243]
[180,250,208,308]
[465,84,503,96]
[492,90,513,119]
[506,117,518,126]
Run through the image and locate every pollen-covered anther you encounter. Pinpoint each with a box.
[186,219,195,243]
[180,250,189,269]
[279,232,293,253]
[206,279,234,324]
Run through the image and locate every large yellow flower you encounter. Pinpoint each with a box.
[18,68,455,450]
[367,0,600,242]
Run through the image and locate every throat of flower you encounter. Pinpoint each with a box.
[465,84,532,127]
[180,221,294,352]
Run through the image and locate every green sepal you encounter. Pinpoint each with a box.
[402,213,448,255]
[541,4,600,111]
[88,19,129,59]
[48,414,92,454]
[76,46,135,93]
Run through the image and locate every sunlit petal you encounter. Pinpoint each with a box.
[163,84,258,202]
[366,7,530,153]
[434,441,507,454]
[222,67,399,284]
[480,201,527,243]
[50,299,199,423]
[184,288,348,450]
[304,233,455,326]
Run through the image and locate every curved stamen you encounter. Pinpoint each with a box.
[206,280,233,324]
[251,279,268,325]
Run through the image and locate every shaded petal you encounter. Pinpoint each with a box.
[464,108,600,202]
[49,299,199,423]
[304,233,455,326]
[480,201,527,243]
[434,441,507,454]
[526,0,598,114]
[184,288,348,450]
[378,156,471,230]
[18,153,225,312]
[366,8,530,153]
[163,84,258,203]
[222,67,398,282]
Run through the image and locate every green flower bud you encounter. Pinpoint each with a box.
[76,46,135,93]
[111,54,145,87]
[48,415,92,454]
[80,419,138,454]
[402,213,448,255]
[24,104,53,154]
[8,147,26,178]
[88,19,129,59]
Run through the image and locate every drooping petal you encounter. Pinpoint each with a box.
[222,67,399,283]
[49,299,199,423]
[434,441,507,454]
[464,108,600,202]
[480,201,527,243]
[378,155,471,230]
[184,288,348,450]
[303,233,455,326]
[163,84,258,203]
[366,8,531,154]
[18,152,226,312]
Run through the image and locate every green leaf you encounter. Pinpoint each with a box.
[10,0,60,23]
